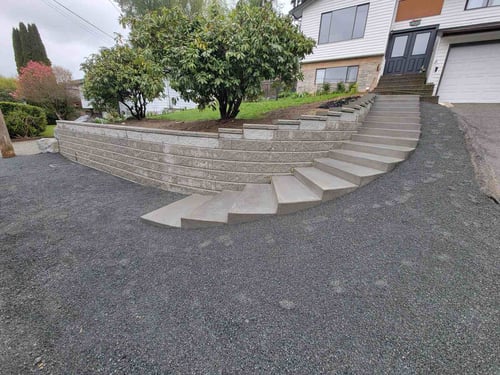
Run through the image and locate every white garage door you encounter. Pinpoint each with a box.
[438,42,500,103]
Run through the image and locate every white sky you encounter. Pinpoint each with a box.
[1,0,293,80]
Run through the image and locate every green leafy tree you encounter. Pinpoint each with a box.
[81,44,165,120]
[117,0,206,18]
[0,76,18,102]
[127,4,315,120]
[12,22,51,72]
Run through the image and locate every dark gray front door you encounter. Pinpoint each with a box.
[384,28,437,74]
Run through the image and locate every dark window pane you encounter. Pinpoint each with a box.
[353,4,369,39]
[412,32,430,55]
[331,6,356,42]
[319,12,332,44]
[391,35,408,57]
[346,66,359,82]
[466,0,487,8]
[316,69,326,84]
[325,67,348,83]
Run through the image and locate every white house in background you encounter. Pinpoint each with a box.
[291,0,500,103]
[77,80,196,113]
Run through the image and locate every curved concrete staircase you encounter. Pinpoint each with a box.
[141,95,421,228]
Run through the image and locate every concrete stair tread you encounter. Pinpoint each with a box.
[331,149,403,164]
[272,175,321,204]
[228,184,277,216]
[316,158,385,176]
[141,194,213,228]
[295,167,357,190]
[182,190,241,225]
[344,140,415,152]
[355,134,419,141]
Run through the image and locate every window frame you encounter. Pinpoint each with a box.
[315,65,359,85]
[318,3,370,45]
[465,0,500,10]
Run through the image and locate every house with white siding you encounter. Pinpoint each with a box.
[292,0,500,103]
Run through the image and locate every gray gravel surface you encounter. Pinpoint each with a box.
[1,103,499,374]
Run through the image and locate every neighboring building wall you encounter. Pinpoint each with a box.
[298,55,383,93]
[301,0,397,63]
[392,0,500,31]
[428,30,500,93]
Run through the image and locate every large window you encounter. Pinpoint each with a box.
[466,0,500,9]
[315,66,359,84]
[318,4,369,44]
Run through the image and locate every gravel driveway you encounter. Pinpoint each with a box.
[1,103,499,374]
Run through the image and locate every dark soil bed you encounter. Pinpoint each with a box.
[122,96,359,133]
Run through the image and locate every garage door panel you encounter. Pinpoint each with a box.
[438,42,500,103]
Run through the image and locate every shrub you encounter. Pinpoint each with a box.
[321,82,331,95]
[349,82,358,94]
[0,101,47,137]
[336,81,346,93]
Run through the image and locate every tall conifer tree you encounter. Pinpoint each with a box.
[12,22,51,73]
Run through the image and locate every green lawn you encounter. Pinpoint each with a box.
[151,92,351,122]
[40,125,55,137]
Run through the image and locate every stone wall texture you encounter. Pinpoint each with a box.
[297,55,384,94]
[56,119,361,195]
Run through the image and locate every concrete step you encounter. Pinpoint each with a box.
[352,134,419,148]
[314,158,385,186]
[362,121,421,130]
[181,190,241,228]
[294,167,358,201]
[271,175,321,215]
[368,105,420,111]
[342,141,415,159]
[227,184,278,224]
[368,111,420,117]
[366,115,421,123]
[141,194,214,228]
[375,96,420,101]
[358,127,421,138]
[328,149,403,172]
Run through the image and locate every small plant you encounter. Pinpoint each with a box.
[321,82,331,95]
[336,81,346,93]
[349,82,358,94]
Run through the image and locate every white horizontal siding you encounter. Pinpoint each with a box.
[427,30,500,93]
[392,0,500,31]
[301,0,397,63]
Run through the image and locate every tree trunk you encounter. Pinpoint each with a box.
[0,109,16,158]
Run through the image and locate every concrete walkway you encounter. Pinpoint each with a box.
[450,104,500,202]
[1,103,499,374]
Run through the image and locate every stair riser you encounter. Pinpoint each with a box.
[181,218,225,229]
[368,111,421,117]
[276,201,322,215]
[352,135,419,148]
[328,151,396,172]
[363,122,421,130]
[342,143,410,159]
[376,96,420,101]
[369,106,420,111]
[227,212,274,225]
[366,116,421,123]
[359,128,421,138]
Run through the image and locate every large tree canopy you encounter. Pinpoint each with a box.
[81,44,164,120]
[127,4,315,119]
[12,22,51,73]
[117,0,206,18]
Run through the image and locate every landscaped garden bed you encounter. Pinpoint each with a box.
[100,93,358,133]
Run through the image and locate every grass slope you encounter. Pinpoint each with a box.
[151,93,350,122]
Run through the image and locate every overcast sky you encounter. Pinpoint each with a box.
[1,0,292,80]
[1,0,125,79]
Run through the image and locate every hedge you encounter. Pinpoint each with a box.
[0,102,47,137]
